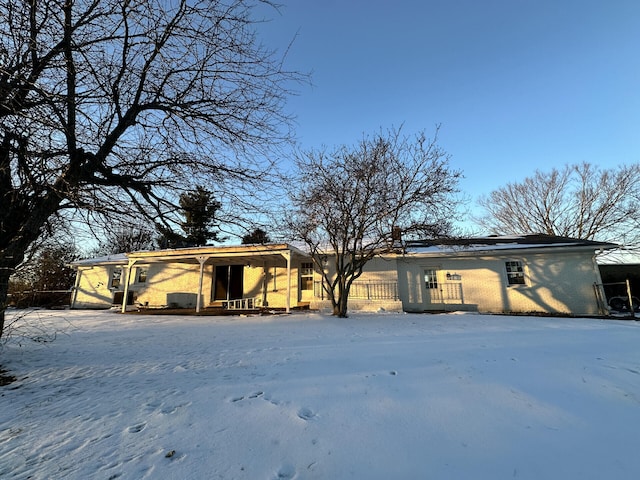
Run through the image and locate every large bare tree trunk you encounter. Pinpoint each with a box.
[0,261,12,340]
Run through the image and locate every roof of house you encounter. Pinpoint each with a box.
[70,243,309,267]
[404,234,618,255]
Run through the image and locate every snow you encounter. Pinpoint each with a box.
[407,243,588,254]
[2,309,640,479]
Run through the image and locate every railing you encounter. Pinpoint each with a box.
[223,298,257,310]
[427,282,463,303]
[314,281,398,300]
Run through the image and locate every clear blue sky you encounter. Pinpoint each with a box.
[256,0,640,227]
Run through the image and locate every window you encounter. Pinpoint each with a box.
[300,262,314,290]
[136,267,148,283]
[110,268,122,289]
[424,269,438,289]
[505,261,526,285]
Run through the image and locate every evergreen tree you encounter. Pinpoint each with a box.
[242,228,272,245]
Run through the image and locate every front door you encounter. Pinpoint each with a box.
[423,268,442,304]
[214,265,244,301]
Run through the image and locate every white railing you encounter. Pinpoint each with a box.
[314,281,399,300]
[223,298,257,309]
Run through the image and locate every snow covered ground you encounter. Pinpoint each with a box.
[1,309,640,480]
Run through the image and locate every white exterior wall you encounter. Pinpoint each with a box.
[309,256,403,313]
[72,264,123,309]
[246,264,302,309]
[132,262,206,308]
[397,250,603,315]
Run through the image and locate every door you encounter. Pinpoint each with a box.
[214,265,244,301]
[423,268,443,304]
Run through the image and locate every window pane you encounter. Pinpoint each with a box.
[424,269,438,289]
[300,262,313,290]
[137,268,148,283]
[110,268,122,288]
[505,261,525,285]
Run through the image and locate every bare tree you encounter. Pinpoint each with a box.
[476,163,640,245]
[286,127,462,317]
[0,0,304,337]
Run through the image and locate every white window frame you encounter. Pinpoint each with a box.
[300,262,314,291]
[109,267,122,289]
[505,260,527,286]
[135,266,149,284]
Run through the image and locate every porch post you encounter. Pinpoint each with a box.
[70,268,82,309]
[196,256,207,313]
[121,259,136,313]
[285,250,292,313]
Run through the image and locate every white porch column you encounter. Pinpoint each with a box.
[285,250,292,313]
[195,256,208,313]
[70,268,82,309]
[121,259,136,313]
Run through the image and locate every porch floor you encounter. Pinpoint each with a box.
[127,304,310,316]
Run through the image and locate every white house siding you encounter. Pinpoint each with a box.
[132,262,205,308]
[309,256,403,313]
[246,264,303,309]
[397,250,603,316]
[72,264,122,309]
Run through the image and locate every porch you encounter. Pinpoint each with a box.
[114,244,310,314]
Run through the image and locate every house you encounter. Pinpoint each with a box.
[70,235,617,316]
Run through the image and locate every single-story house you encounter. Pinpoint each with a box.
[70,235,617,316]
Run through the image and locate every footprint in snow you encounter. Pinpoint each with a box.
[297,407,316,421]
[128,422,146,433]
[230,392,264,403]
[274,464,297,479]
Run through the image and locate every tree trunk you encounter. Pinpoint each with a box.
[333,279,350,318]
[0,265,10,340]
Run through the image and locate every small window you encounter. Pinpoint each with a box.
[424,269,438,289]
[300,262,314,290]
[136,267,148,283]
[110,268,122,288]
[505,261,526,285]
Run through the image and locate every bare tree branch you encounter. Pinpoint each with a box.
[0,0,307,337]
[476,162,640,247]
[285,126,462,317]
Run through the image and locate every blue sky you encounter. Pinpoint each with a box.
[256,1,640,227]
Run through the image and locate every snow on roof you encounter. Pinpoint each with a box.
[405,234,618,255]
[70,253,128,267]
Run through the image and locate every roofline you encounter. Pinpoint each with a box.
[401,243,617,259]
[127,243,307,260]
[71,243,309,267]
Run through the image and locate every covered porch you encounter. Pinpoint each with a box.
[118,244,309,314]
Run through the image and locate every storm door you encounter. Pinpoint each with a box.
[214,265,244,301]
[423,268,443,304]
